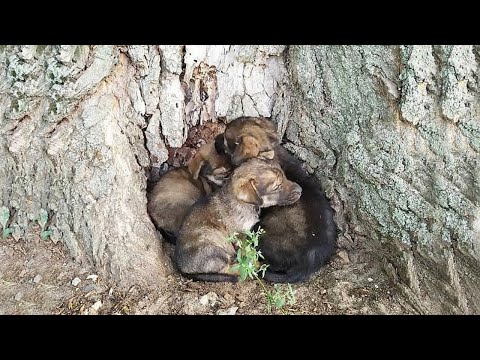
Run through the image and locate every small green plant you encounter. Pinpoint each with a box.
[228,228,269,281]
[228,227,296,314]
[0,206,13,238]
[38,209,52,240]
[265,283,296,313]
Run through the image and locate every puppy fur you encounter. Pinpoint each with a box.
[218,116,338,283]
[147,140,231,244]
[175,158,302,282]
[220,116,279,165]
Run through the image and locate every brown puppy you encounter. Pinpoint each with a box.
[175,158,302,282]
[217,116,338,283]
[147,140,231,244]
[217,116,278,165]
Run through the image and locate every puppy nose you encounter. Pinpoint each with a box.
[292,183,302,196]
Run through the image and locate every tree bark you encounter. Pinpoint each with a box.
[0,46,169,288]
[279,45,480,314]
[1,45,479,313]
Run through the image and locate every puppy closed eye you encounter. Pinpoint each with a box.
[270,183,282,191]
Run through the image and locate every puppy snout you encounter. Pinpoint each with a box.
[292,183,302,196]
[232,154,244,166]
[289,183,302,201]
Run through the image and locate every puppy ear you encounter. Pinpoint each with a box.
[233,135,260,165]
[258,150,275,160]
[234,178,263,205]
[187,153,205,180]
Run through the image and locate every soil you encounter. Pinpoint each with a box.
[0,231,417,315]
[0,121,417,315]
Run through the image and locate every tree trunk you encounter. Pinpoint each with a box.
[1,45,479,313]
[280,45,480,314]
[0,46,170,288]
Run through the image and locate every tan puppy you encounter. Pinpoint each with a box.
[217,116,338,283]
[216,116,278,165]
[147,140,231,243]
[175,158,302,282]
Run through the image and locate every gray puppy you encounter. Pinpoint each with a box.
[175,158,302,282]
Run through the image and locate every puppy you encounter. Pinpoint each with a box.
[147,140,231,244]
[175,158,302,282]
[218,116,338,283]
[216,116,278,165]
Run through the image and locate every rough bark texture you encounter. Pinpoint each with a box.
[279,46,480,314]
[0,46,169,288]
[1,45,479,313]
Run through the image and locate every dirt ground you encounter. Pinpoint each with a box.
[0,121,418,315]
[0,230,417,315]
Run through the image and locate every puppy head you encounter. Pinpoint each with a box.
[232,158,302,207]
[222,117,280,166]
[187,140,232,186]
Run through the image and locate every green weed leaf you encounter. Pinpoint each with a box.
[3,227,12,238]
[41,229,53,240]
[39,209,48,229]
[0,206,10,229]
[275,296,286,308]
[240,267,247,281]
[226,227,295,313]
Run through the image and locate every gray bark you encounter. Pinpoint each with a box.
[1,45,479,313]
[0,46,169,288]
[280,45,480,314]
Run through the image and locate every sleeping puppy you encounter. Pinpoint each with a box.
[217,116,338,283]
[215,116,278,165]
[175,158,302,282]
[147,140,231,244]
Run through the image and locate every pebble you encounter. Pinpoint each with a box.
[367,278,373,282]
[199,292,218,307]
[82,283,96,293]
[86,274,98,282]
[33,275,42,284]
[216,306,238,315]
[71,277,81,287]
[14,292,23,302]
[91,300,102,311]
[199,295,209,306]
[87,301,103,315]
[337,250,350,263]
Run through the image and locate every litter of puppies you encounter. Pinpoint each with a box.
[147,117,337,283]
